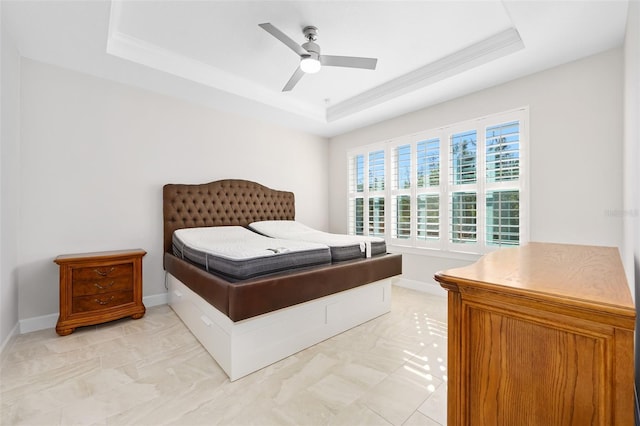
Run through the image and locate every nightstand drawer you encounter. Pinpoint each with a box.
[72,263,133,283]
[72,265,133,296]
[72,291,134,313]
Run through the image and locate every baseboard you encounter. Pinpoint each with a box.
[143,292,168,308]
[18,292,169,334]
[394,277,447,297]
[19,312,58,334]
[0,322,20,360]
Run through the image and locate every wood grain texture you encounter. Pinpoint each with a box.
[437,243,634,318]
[55,249,146,335]
[466,307,603,425]
[70,263,133,297]
[435,243,635,426]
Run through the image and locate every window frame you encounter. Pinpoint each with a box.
[346,108,529,256]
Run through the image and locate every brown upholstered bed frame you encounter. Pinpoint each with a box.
[163,179,402,380]
[163,179,402,322]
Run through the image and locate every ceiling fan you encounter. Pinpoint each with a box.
[259,23,378,92]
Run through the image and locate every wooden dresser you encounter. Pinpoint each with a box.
[434,243,636,425]
[55,249,146,336]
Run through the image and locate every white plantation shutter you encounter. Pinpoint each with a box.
[450,192,477,244]
[368,150,385,236]
[347,154,364,235]
[417,138,440,188]
[449,130,478,248]
[368,150,385,192]
[347,147,386,238]
[486,121,520,183]
[369,197,385,236]
[416,138,441,245]
[346,108,527,254]
[450,130,477,185]
[486,190,519,246]
[391,144,411,240]
[417,194,440,240]
[485,119,522,246]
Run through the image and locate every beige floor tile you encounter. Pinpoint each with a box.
[402,411,442,426]
[418,381,447,425]
[361,363,441,426]
[0,286,448,426]
[329,401,392,426]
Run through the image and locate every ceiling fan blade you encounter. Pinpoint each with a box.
[320,55,378,70]
[282,66,305,92]
[259,23,307,57]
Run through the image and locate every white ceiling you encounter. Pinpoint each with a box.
[2,1,630,137]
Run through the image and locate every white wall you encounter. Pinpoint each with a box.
[1,5,22,349]
[17,59,329,322]
[624,0,640,296]
[329,48,624,290]
[624,0,639,295]
[623,0,640,400]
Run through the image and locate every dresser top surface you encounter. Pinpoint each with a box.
[435,242,635,315]
[54,249,146,264]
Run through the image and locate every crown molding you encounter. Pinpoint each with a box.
[106,2,325,123]
[327,27,524,122]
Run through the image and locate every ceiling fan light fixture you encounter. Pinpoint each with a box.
[259,23,377,91]
[300,55,321,74]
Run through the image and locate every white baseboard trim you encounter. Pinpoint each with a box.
[0,322,20,358]
[144,292,168,307]
[19,313,58,334]
[394,277,447,297]
[18,292,169,334]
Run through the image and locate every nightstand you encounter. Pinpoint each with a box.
[54,249,146,336]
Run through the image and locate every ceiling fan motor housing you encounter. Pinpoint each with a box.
[303,26,318,41]
[302,41,320,57]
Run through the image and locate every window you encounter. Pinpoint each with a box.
[347,108,527,255]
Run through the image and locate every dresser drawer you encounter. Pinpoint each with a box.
[72,290,134,313]
[71,264,133,296]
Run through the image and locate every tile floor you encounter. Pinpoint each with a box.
[0,286,448,426]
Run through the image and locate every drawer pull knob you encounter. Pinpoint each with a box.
[200,315,213,327]
[94,267,115,277]
[94,281,115,290]
[94,296,115,305]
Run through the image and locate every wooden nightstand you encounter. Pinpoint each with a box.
[55,249,146,336]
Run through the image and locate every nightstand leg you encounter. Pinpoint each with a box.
[131,305,145,320]
[56,326,74,336]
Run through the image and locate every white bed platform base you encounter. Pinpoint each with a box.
[167,273,392,381]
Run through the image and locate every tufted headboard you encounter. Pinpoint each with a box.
[163,179,295,256]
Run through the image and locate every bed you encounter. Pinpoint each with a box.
[163,179,402,380]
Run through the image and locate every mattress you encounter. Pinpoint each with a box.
[172,226,331,281]
[249,220,387,262]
